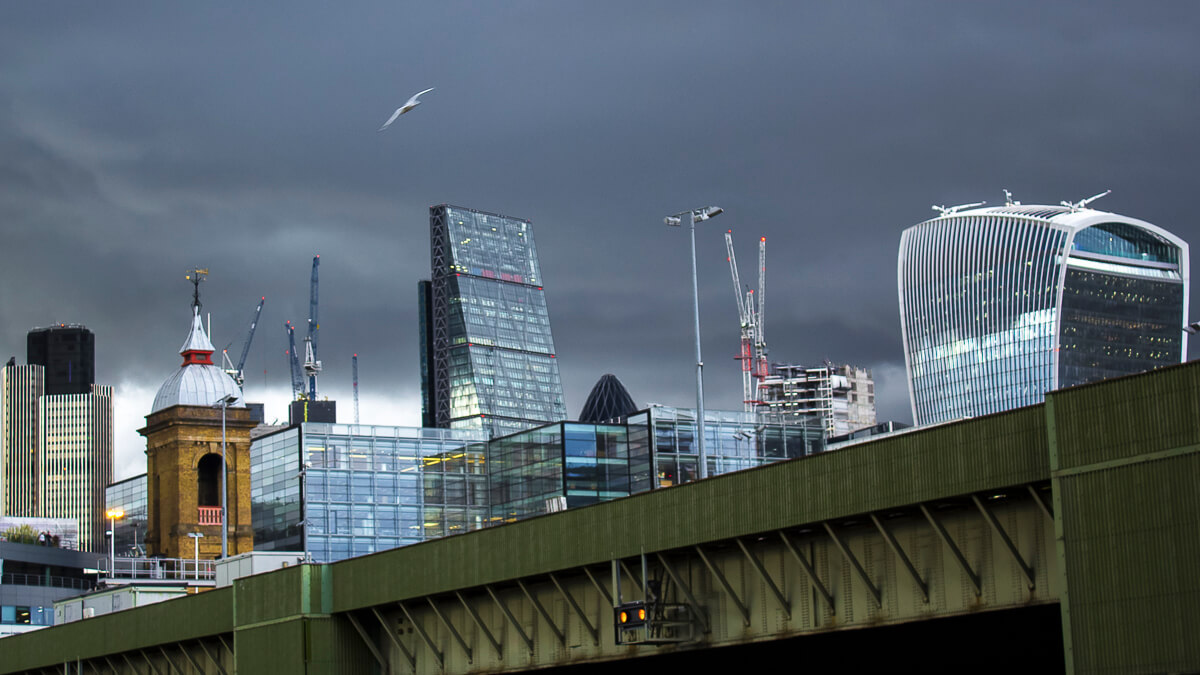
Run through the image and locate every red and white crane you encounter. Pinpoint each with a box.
[724,231,768,412]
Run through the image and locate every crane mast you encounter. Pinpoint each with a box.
[303,255,322,399]
[755,236,768,384]
[723,231,768,413]
[223,296,265,388]
[285,321,305,400]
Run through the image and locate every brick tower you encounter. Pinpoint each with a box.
[139,272,255,559]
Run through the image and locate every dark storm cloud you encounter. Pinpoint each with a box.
[2,2,1199,466]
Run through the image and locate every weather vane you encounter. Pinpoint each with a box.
[185,268,209,310]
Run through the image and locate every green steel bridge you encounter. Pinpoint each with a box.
[2,362,1198,674]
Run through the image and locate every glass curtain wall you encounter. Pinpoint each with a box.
[641,406,823,488]
[251,424,487,563]
[104,474,147,556]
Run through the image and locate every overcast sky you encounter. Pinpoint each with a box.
[3,3,1198,480]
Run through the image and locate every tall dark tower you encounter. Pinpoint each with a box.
[27,325,95,395]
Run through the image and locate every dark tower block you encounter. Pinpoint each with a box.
[27,325,95,395]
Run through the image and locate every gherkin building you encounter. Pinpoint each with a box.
[578,374,638,423]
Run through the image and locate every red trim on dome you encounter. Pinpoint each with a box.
[182,349,214,366]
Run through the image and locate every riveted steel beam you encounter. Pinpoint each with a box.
[346,610,388,670]
[823,522,882,608]
[371,606,415,670]
[1027,484,1053,521]
[196,640,228,675]
[972,494,1036,589]
[583,566,612,605]
[920,503,981,596]
[518,579,565,646]
[694,545,750,626]
[456,591,502,659]
[736,538,791,619]
[428,597,473,663]
[487,585,534,655]
[870,514,929,603]
[121,653,138,675]
[778,530,835,613]
[655,552,709,633]
[138,649,163,675]
[550,573,598,645]
[176,644,204,674]
[399,601,445,668]
[156,646,180,675]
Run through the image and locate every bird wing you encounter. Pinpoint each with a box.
[405,87,436,106]
[378,107,403,131]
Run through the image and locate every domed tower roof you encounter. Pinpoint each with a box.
[151,307,244,413]
[578,374,637,423]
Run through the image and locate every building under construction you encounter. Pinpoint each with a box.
[756,363,877,438]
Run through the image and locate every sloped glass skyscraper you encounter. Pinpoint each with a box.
[898,202,1189,426]
[420,204,566,438]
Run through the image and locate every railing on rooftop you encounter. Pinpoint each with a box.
[101,556,215,582]
[0,572,96,591]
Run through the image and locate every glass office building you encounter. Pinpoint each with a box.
[488,422,636,523]
[104,474,147,556]
[899,202,1189,426]
[421,204,567,438]
[489,408,823,524]
[251,423,487,563]
[627,406,824,489]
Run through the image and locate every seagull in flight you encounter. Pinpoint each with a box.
[378,87,435,131]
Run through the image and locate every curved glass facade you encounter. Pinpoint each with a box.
[899,208,1187,427]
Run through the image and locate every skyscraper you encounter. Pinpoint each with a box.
[27,325,95,395]
[898,200,1189,426]
[1,364,43,516]
[421,204,566,437]
[0,325,113,551]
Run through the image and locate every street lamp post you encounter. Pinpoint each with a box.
[105,508,124,578]
[213,394,238,559]
[296,462,312,563]
[187,532,204,580]
[665,206,724,480]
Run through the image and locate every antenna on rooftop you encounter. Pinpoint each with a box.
[1003,189,1020,206]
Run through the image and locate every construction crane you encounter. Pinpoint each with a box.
[303,255,322,399]
[724,231,768,413]
[352,353,359,424]
[222,296,265,388]
[285,321,306,401]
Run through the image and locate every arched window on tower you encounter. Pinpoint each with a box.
[197,454,222,507]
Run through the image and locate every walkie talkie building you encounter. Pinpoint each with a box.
[421,204,566,438]
[898,201,1189,427]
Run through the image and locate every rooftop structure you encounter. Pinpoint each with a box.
[898,198,1189,425]
[757,363,877,437]
[151,308,244,413]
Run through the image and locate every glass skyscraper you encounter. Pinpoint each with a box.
[898,202,1189,426]
[421,204,566,438]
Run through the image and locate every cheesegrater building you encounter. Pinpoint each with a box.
[898,199,1189,426]
[420,204,566,438]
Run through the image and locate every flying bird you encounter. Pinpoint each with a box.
[378,87,435,131]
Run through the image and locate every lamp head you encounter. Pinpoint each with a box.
[664,216,682,227]
[693,206,724,222]
[106,508,124,520]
